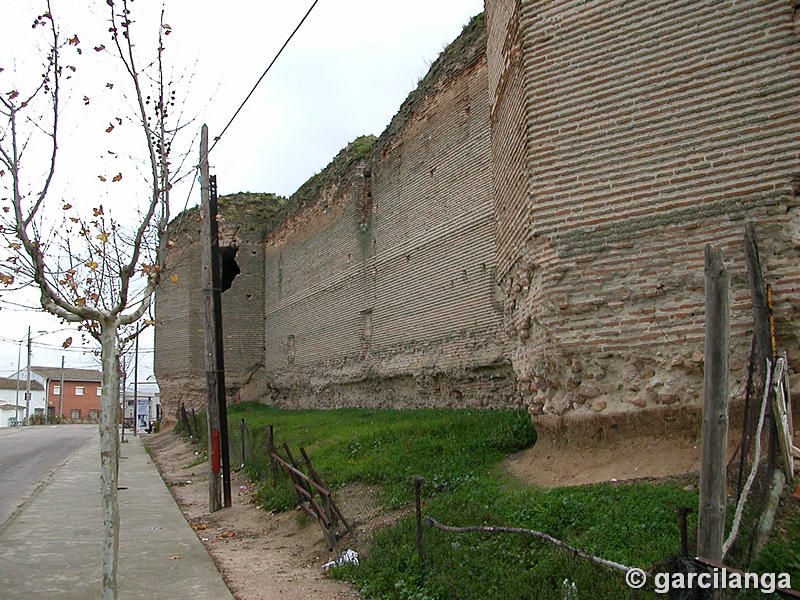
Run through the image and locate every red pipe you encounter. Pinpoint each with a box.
[211,429,220,474]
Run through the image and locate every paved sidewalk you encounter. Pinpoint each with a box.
[0,431,233,599]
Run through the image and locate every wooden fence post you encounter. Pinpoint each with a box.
[268,425,277,486]
[414,476,425,575]
[698,244,730,562]
[240,418,246,467]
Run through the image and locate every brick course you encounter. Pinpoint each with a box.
[485,0,800,431]
[156,16,515,417]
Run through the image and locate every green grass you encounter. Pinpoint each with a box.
[227,402,535,511]
[331,476,700,600]
[202,403,797,599]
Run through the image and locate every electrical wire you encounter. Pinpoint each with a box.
[208,0,321,154]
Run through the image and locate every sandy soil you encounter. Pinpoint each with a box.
[502,434,748,488]
[143,431,399,600]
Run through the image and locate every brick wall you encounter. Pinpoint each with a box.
[156,4,800,434]
[485,0,800,437]
[260,17,514,409]
[156,15,516,416]
[48,380,101,422]
[155,212,266,417]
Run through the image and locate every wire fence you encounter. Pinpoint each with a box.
[227,417,274,478]
[172,406,796,599]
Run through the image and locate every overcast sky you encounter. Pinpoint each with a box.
[0,0,485,380]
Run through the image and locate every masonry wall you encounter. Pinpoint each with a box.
[155,214,266,418]
[486,0,800,440]
[156,16,515,416]
[260,21,514,409]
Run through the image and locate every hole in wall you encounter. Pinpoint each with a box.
[219,246,241,293]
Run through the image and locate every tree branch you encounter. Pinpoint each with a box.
[425,516,635,575]
[24,0,59,228]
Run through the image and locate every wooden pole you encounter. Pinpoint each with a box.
[58,355,65,419]
[414,477,424,575]
[240,418,245,467]
[133,333,139,436]
[209,173,232,508]
[25,326,31,424]
[698,244,730,562]
[200,124,222,512]
[268,425,277,487]
[745,222,778,472]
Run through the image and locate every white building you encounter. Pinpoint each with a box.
[0,376,46,426]
[123,377,160,430]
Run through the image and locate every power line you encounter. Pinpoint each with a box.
[209,0,321,154]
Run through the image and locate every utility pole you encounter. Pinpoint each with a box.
[25,326,31,425]
[199,124,231,510]
[14,342,21,425]
[120,360,126,444]
[133,335,139,436]
[58,356,65,419]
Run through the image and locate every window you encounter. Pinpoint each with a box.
[89,409,99,420]
[53,385,60,395]
[75,386,84,396]
[96,386,101,396]
[34,408,43,415]
[71,409,81,419]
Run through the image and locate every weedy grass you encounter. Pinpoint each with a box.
[208,403,797,599]
[227,402,534,512]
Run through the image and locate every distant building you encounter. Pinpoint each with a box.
[16,366,102,422]
[123,377,161,430]
[0,377,45,426]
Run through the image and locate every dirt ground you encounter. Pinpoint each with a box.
[144,427,770,599]
[143,431,401,600]
[503,435,710,488]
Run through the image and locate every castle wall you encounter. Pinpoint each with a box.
[155,215,266,418]
[156,16,516,416]
[485,0,800,438]
[260,43,515,409]
[156,3,800,435]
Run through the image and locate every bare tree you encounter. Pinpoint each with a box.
[0,2,183,598]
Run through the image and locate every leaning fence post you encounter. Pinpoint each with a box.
[191,409,200,443]
[414,476,425,576]
[697,244,730,562]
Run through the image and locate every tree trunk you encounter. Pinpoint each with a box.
[99,322,120,600]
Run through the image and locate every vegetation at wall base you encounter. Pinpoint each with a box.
[227,402,535,512]
[178,403,798,600]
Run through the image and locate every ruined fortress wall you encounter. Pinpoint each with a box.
[260,41,515,409]
[486,0,800,439]
[155,219,266,418]
[154,232,206,416]
[155,16,515,418]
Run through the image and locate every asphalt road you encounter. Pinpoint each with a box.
[0,424,95,526]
